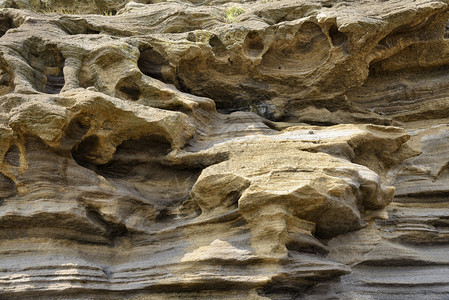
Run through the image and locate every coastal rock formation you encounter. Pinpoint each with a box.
[0,0,448,298]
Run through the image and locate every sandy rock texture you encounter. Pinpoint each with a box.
[0,0,448,299]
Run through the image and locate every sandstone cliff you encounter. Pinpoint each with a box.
[0,0,448,299]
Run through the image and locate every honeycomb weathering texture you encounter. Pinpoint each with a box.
[0,0,449,299]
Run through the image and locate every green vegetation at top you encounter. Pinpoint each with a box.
[225,5,244,23]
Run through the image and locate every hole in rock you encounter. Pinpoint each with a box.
[71,135,101,168]
[72,134,202,212]
[4,145,20,167]
[138,47,173,83]
[243,31,264,57]
[56,18,101,35]
[72,135,172,176]
[209,35,227,58]
[187,32,196,42]
[86,208,129,241]
[86,28,101,34]
[117,82,141,101]
[378,33,395,48]
[329,24,347,47]
[115,135,171,156]
[96,135,172,179]
[0,15,15,37]
[29,44,65,94]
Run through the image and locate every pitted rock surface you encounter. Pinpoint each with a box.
[0,0,448,299]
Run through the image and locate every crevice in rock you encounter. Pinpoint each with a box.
[86,28,101,34]
[0,14,16,37]
[445,18,449,39]
[285,234,329,255]
[72,134,172,177]
[261,120,281,131]
[86,207,130,242]
[0,56,14,96]
[398,190,449,198]
[116,79,142,101]
[155,208,174,222]
[431,216,449,229]
[64,26,101,35]
[138,47,174,83]
[243,31,264,57]
[209,35,227,58]
[71,135,101,169]
[56,18,102,35]
[112,135,172,158]
[328,24,347,48]
[72,134,202,215]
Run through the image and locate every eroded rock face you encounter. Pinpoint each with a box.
[0,0,448,299]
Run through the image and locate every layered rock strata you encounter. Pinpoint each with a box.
[0,0,448,299]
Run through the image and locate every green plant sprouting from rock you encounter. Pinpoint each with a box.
[225,5,244,22]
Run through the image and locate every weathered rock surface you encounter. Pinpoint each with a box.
[0,0,448,298]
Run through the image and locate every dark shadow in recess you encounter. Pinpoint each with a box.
[4,144,20,167]
[209,35,228,58]
[329,24,347,47]
[243,31,264,57]
[0,173,17,202]
[138,47,173,83]
[28,44,65,94]
[0,14,16,37]
[116,78,142,101]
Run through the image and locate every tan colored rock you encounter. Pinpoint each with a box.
[0,0,447,298]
